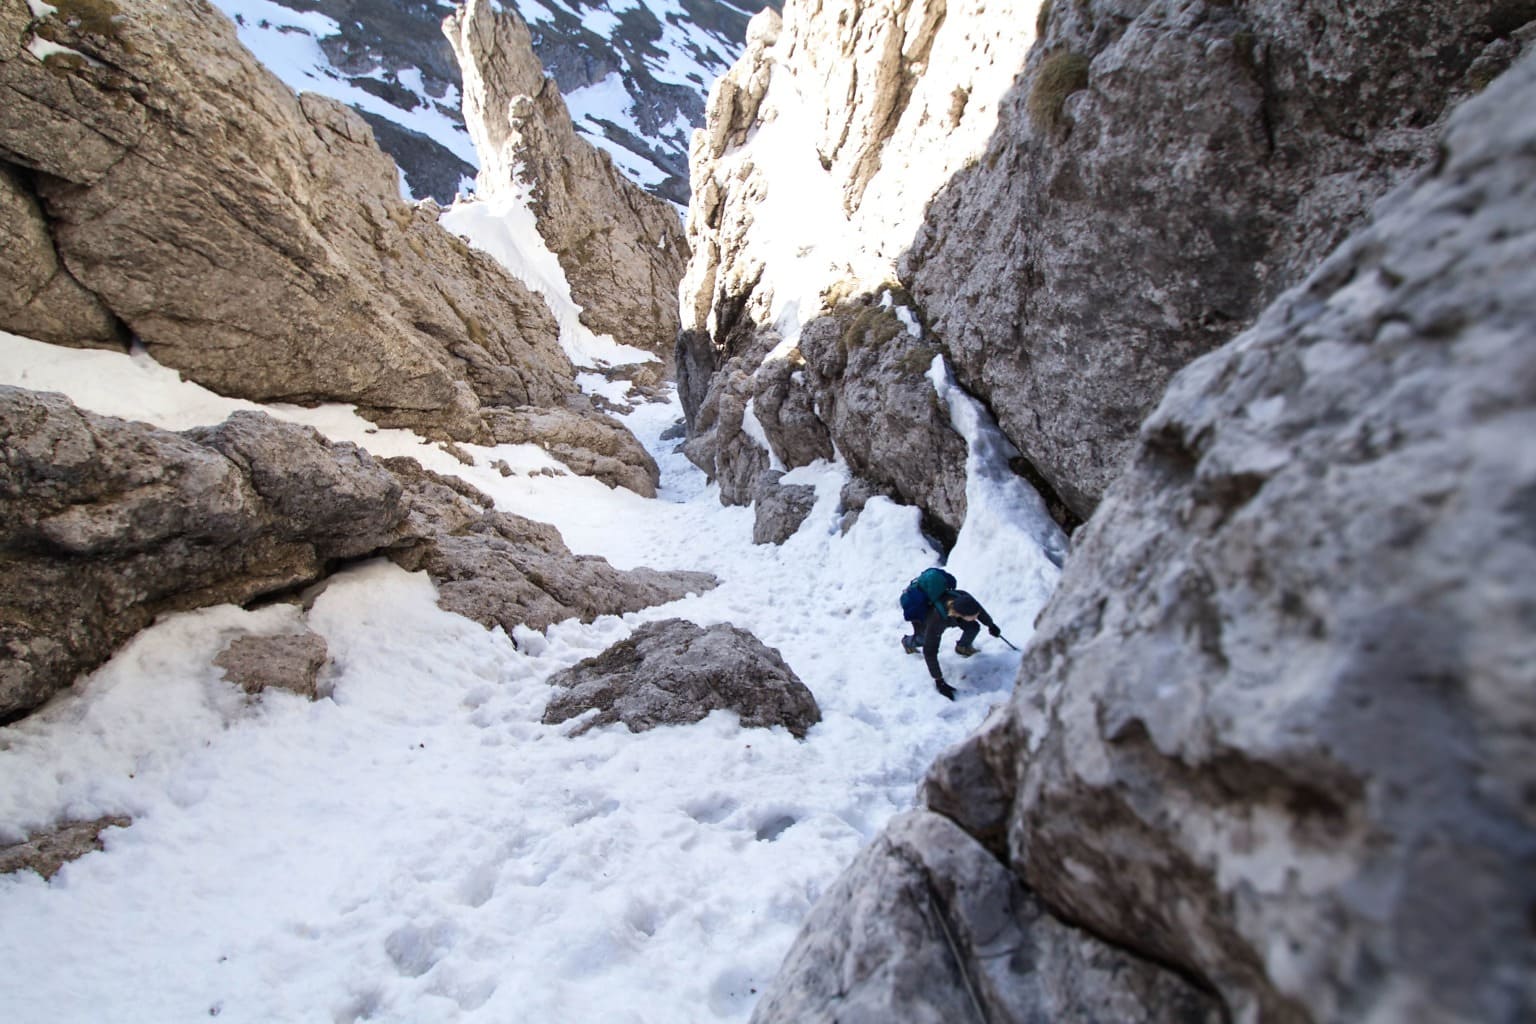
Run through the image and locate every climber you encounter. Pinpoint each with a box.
[900,572,1000,700]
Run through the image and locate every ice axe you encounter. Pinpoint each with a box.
[991,629,1020,651]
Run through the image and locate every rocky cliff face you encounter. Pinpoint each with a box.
[752,49,1536,1024]
[1,0,573,442]
[446,0,690,364]
[679,0,1532,537]
[903,0,1534,519]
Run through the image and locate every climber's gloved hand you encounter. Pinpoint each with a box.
[934,677,956,701]
[988,623,1001,638]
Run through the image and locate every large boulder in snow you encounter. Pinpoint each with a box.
[0,0,573,441]
[749,810,1222,1024]
[803,53,1536,1024]
[542,619,820,738]
[382,460,717,634]
[0,392,409,719]
[445,0,689,364]
[751,471,817,546]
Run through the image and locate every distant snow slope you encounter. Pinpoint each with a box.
[210,0,773,205]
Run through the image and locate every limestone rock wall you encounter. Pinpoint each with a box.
[678,0,1531,537]
[0,0,574,442]
[445,0,689,363]
[903,0,1533,517]
[756,49,1536,1024]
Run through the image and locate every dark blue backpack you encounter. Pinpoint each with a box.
[900,568,956,624]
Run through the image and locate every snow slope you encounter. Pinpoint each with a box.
[0,315,1059,1021]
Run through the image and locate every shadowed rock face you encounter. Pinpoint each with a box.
[445,0,690,365]
[757,49,1536,1024]
[748,811,1223,1024]
[902,0,1533,519]
[542,618,820,738]
[0,0,574,441]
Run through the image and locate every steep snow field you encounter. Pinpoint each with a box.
[0,318,1061,1022]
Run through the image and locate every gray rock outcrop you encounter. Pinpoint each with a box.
[678,0,1529,538]
[0,391,715,720]
[759,49,1536,1024]
[904,0,1531,518]
[1,0,573,441]
[542,619,820,738]
[750,810,1221,1024]
[445,0,689,363]
[484,400,661,497]
[381,460,717,636]
[0,392,407,720]
[751,471,816,546]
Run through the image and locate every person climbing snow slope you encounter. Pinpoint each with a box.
[899,569,1000,700]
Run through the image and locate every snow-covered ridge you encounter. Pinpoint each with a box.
[210,0,770,205]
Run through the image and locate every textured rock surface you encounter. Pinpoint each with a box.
[446,0,689,362]
[679,0,1530,535]
[213,632,330,699]
[0,161,119,349]
[903,0,1534,517]
[677,0,1037,532]
[382,460,717,635]
[909,54,1536,1024]
[0,393,408,719]
[750,810,1221,1024]
[484,400,660,497]
[542,619,820,738]
[682,291,969,539]
[0,815,132,879]
[751,471,816,546]
[0,0,573,440]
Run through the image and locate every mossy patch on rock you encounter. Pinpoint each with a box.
[1028,50,1090,132]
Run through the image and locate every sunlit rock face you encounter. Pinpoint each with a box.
[761,49,1536,1024]
[679,0,1528,533]
[446,0,690,364]
[677,0,1041,532]
[0,0,574,442]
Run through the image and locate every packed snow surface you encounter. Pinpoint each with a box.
[0,328,1060,1022]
